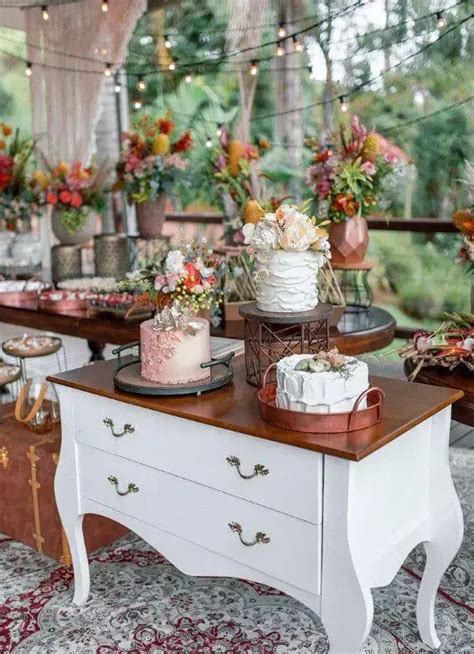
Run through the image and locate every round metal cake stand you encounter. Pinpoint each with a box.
[238,302,333,324]
[113,350,235,397]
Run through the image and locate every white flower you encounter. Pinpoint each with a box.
[164,249,185,275]
[242,223,255,244]
[280,213,318,251]
[249,220,279,250]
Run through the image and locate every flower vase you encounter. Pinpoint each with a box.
[51,208,99,246]
[255,250,321,313]
[329,216,369,265]
[136,195,167,238]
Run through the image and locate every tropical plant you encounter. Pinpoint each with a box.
[0,122,36,223]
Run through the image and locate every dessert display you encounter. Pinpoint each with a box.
[87,292,152,318]
[2,334,62,358]
[58,277,117,292]
[276,349,369,414]
[38,289,92,312]
[0,362,21,386]
[140,303,211,385]
[243,203,330,313]
[0,279,48,303]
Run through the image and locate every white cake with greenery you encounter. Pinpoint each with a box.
[243,203,330,313]
[276,349,369,414]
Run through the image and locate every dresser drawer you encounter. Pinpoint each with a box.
[73,391,322,524]
[78,444,322,595]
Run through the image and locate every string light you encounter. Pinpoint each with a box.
[436,11,447,29]
[292,35,304,52]
[137,75,146,91]
[101,0,108,13]
[133,99,142,110]
[205,135,213,148]
[216,123,223,137]
[164,34,172,49]
[277,22,287,38]
[41,5,49,21]
[114,82,121,93]
[339,95,349,112]
[185,72,193,83]
[139,35,153,46]
[276,42,285,57]
[250,59,259,75]
[168,60,176,71]
[104,62,112,77]
[308,65,316,80]
[25,61,32,76]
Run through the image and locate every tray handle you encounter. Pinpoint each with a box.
[200,351,235,369]
[112,341,140,366]
[262,363,277,388]
[348,386,385,429]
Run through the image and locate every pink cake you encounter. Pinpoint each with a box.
[140,317,211,385]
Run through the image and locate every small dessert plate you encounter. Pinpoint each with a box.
[258,384,384,434]
[112,343,235,396]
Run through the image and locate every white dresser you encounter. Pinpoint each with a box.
[51,358,463,654]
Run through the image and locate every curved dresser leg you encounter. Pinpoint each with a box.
[324,581,373,654]
[62,514,90,606]
[416,503,464,649]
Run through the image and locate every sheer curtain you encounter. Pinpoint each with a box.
[24,0,145,163]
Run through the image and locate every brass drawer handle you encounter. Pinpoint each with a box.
[226,455,269,480]
[107,475,139,496]
[228,521,270,547]
[103,417,135,438]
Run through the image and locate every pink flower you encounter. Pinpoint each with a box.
[316,178,332,199]
[351,115,368,141]
[154,274,166,291]
[59,190,72,204]
[385,152,399,164]
[70,191,83,208]
[46,192,58,205]
[125,154,143,172]
[360,161,376,176]
[164,272,180,292]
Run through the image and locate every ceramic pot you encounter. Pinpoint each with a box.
[329,216,369,265]
[135,195,167,238]
[255,250,320,313]
[94,234,130,278]
[51,208,99,246]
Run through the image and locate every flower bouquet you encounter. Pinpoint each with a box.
[31,160,106,245]
[400,313,474,380]
[115,113,193,238]
[242,202,331,313]
[0,123,36,227]
[304,115,402,264]
[207,127,269,245]
[117,242,225,318]
[452,161,474,277]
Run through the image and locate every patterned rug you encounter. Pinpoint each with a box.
[0,448,472,653]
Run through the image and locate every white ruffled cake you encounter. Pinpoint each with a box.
[276,350,369,414]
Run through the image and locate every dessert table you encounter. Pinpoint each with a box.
[0,297,395,360]
[50,356,462,653]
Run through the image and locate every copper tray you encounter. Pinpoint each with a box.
[257,384,384,433]
[38,296,88,312]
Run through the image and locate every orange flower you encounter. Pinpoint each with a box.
[53,161,69,177]
[2,124,12,137]
[453,209,474,235]
[156,117,175,135]
[0,140,5,151]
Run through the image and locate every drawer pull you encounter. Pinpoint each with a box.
[107,475,139,496]
[228,521,270,547]
[226,455,269,480]
[103,417,135,438]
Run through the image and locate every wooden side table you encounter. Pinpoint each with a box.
[51,357,462,653]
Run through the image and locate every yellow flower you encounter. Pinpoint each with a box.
[53,162,69,176]
[152,133,170,156]
[34,170,50,189]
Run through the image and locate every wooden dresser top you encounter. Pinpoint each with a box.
[49,357,463,461]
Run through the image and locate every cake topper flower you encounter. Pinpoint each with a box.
[152,301,205,336]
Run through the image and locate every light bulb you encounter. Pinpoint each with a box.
[277,23,287,38]
[339,95,349,112]
[101,48,108,56]
[101,0,108,13]
[250,60,259,76]
[41,5,49,20]
[104,63,112,77]
[114,83,121,93]
[25,61,32,76]
[168,60,176,71]
[293,35,303,52]
[133,99,142,110]
[216,124,223,137]
[137,76,146,91]
[140,35,153,46]
[276,42,285,57]
[308,66,316,80]
[436,12,447,29]
[205,136,212,148]
[164,34,172,49]
[185,72,193,83]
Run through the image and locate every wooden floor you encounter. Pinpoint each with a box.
[0,320,472,449]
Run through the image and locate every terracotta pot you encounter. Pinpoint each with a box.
[51,208,99,246]
[136,195,167,238]
[329,216,369,265]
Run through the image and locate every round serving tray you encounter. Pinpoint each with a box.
[2,335,62,359]
[113,351,235,397]
[257,384,384,433]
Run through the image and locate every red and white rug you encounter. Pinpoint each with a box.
[1,448,472,653]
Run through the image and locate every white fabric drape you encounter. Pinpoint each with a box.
[24,0,145,164]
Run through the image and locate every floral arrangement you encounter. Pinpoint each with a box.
[31,161,105,234]
[452,161,474,274]
[304,115,402,223]
[242,202,331,264]
[118,242,225,316]
[399,313,474,380]
[115,113,192,205]
[0,123,36,224]
[207,126,269,244]
[152,301,205,335]
[294,348,356,379]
